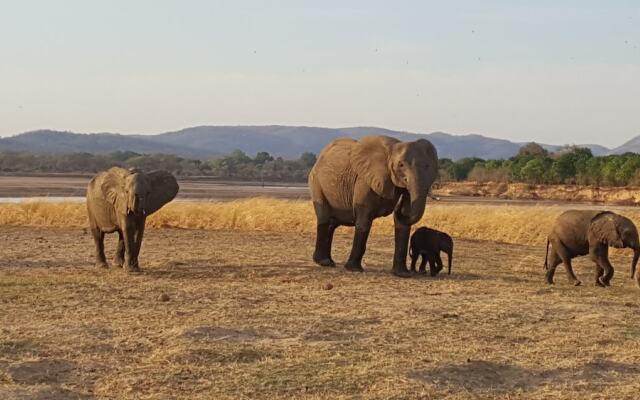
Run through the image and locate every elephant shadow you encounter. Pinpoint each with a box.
[409,358,640,395]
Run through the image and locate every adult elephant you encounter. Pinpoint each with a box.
[309,135,439,277]
[545,210,640,287]
[87,167,179,272]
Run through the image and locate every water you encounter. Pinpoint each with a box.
[0,196,86,204]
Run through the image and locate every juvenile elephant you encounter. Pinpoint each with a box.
[86,167,179,272]
[409,227,453,276]
[544,210,640,287]
[309,135,438,277]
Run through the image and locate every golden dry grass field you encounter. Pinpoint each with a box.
[2,200,640,399]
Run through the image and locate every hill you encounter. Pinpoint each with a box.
[0,126,614,160]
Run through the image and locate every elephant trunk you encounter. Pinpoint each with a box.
[394,185,428,226]
[127,193,145,216]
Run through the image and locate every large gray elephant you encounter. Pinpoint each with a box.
[544,209,640,287]
[309,135,439,277]
[86,167,179,272]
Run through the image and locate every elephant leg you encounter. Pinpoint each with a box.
[432,253,444,276]
[552,239,581,286]
[418,254,428,274]
[133,222,145,260]
[410,251,419,273]
[91,226,108,268]
[427,255,437,276]
[392,223,412,277]
[122,223,140,272]
[590,244,612,287]
[313,223,336,267]
[344,217,372,272]
[593,263,605,287]
[545,249,562,284]
[114,230,125,268]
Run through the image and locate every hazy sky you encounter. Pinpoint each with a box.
[1,1,639,146]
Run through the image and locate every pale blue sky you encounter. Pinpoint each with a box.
[1,1,638,146]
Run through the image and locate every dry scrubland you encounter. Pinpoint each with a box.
[2,200,640,399]
[437,182,640,205]
[2,198,638,246]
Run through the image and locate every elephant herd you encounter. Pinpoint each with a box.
[85,135,640,289]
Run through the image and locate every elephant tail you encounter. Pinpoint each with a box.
[544,239,550,270]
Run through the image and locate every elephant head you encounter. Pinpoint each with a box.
[353,136,438,225]
[102,167,179,217]
[590,211,640,282]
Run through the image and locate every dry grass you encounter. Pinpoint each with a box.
[2,198,640,246]
[2,226,640,399]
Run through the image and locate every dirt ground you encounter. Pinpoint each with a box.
[2,226,640,399]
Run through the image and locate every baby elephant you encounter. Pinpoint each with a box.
[545,210,640,287]
[409,227,453,276]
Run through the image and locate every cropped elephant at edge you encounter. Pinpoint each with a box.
[308,135,439,277]
[544,209,640,287]
[409,227,453,276]
[86,167,179,272]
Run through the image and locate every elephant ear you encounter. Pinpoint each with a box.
[100,169,125,208]
[416,139,438,168]
[590,212,624,248]
[352,136,397,199]
[145,170,179,215]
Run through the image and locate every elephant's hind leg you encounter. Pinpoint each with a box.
[91,226,108,268]
[313,222,337,267]
[545,249,562,284]
[553,240,581,286]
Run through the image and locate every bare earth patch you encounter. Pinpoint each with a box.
[2,226,640,399]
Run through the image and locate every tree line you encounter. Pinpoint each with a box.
[440,143,640,187]
[2,143,639,187]
[0,150,317,182]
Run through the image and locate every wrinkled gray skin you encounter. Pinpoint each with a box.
[545,210,640,287]
[309,135,439,277]
[409,227,453,276]
[87,167,179,272]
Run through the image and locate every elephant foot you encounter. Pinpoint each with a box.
[597,277,609,287]
[314,257,336,267]
[344,262,364,272]
[573,280,582,286]
[595,280,606,287]
[95,261,109,269]
[392,267,412,278]
[124,264,141,273]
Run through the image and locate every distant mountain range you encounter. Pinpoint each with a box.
[0,125,633,160]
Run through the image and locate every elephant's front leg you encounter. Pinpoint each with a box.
[122,221,141,272]
[91,225,108,268]
[114,230,125,268]
[392,222,412,277]
[344,217,372,272]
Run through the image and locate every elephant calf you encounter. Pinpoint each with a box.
[409,227,453,276]
[545,210,640,287]
[86,167,179,272]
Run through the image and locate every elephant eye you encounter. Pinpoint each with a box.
[398,161,405,168]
